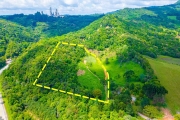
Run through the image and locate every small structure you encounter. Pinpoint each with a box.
[131,95,136,102]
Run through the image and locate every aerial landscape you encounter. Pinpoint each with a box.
[0,0,180,119]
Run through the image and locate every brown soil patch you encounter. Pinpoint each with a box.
[176,35,180,39]
[77,69,85,76]
[162,108,174,120]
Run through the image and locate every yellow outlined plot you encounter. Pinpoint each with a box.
[33,41,110,104]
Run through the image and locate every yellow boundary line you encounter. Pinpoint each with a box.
[33,41,110,104]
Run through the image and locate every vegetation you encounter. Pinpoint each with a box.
[0,19,39,68]
[174,114,180,120]
[146,56,180,113]
[0,1,180,119]
[0,13,103,37]
[143,105,163,118]
[77,56,105,99]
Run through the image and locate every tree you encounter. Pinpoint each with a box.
[123,70,135,79]
[105,58,109,64]
[140,97,150,108]
[143,80,168,99]
[125,104,135,116]
[123,70,137,82]
[92,89,102,98]
[0,56,6,68]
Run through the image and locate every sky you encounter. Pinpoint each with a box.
[0,0,178,15]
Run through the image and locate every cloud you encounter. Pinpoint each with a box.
[0,0,178,15]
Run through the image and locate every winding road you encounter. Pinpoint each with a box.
[0,62,11,120]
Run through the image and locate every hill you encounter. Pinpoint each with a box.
[0,19,40,68]
[0,1,180,119]
[0,14,103,68]
[0,13,103,37]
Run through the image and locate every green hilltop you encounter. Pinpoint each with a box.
[0,1,180,119]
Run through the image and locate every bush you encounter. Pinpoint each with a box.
[174,114,180,120]
[143,105,163,118]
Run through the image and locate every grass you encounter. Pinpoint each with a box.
[103,57,144,86]
[145,56,180,114]
[77,57,106,99]
[85,56,105,80]
[77,62,103,90]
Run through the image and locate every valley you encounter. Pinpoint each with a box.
[0,0,180,119]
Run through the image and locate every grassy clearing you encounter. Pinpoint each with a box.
[103,57,144,86]
[77,57,106,99]
[85,56,105,80]
[77,62,103,90]
[145,56,180,114]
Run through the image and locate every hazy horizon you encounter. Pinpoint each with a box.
[0,0,178,15]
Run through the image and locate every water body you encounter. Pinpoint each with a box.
[0,62,11,120]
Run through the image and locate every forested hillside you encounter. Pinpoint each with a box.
[0,14,103,68]
[0,19,40,68]
[0,1,180,120]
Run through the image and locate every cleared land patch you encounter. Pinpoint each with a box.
[77,70,85,76]
[33,42,110,103]
[146,56,180,113]
[78,56,106,99]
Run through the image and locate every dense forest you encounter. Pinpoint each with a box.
[0,13,103,37]
[0,1,180,120]
[0,13,103,68]
[0,19,40,68]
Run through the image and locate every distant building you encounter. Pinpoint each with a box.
[49,7,60,17]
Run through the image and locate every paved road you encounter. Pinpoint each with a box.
[0,63,11,120]
[0,94,8,120]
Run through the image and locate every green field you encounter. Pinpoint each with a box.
[85,56,105,80]
[77,56,106,99]
[146,56,180,114]
[103,57,144,85]
[77,62,103,90]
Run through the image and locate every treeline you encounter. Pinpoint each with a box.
[1,13,104,37]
